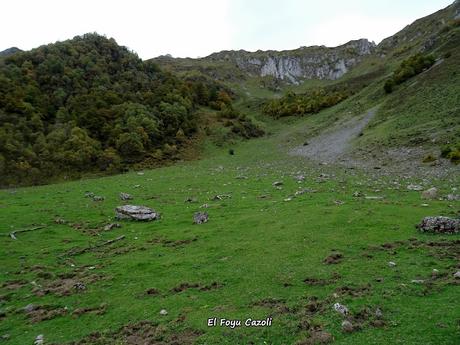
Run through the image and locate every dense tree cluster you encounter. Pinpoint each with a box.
[262,89,348,118]
[384,53,435,93]
[0,34,236,185]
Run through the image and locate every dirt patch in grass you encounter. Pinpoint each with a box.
[345,306,387,332]
[336,284,371,297]
[72,303,107,317]
[323,252,343,264]
[367,239,460,261]
[170,281,222,293]
[296,330,334,344]
[22,304,67,323]
[303,273,341,286]
[64,320,202,345]
[0,294,11,303]
[1,279,28,290]
[145,288,161,296]
[303,277,330,286]
[252,297,293,314]
[33,272,107,297]
[95,244,148,258]
[148,236,198,248]
[301,296,332,316]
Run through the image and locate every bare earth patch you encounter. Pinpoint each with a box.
[63,320,202,345]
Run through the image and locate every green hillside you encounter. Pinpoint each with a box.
[0,34,262,187]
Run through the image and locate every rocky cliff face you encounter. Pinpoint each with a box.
[204,39,376,84]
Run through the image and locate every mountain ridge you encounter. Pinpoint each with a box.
[153,1,460,84]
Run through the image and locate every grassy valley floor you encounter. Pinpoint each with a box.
[0,117,459,344]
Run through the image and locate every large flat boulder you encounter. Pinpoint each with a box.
[115,205,159,221]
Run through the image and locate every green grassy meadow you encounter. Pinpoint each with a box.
[1,115,459,344]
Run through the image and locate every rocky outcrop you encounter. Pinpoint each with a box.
[205,39,375,84]
[416,216,460,234]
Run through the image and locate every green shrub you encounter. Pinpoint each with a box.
[384,53,436,93]
[422,154,436,163]
[440,142,460,164]
[262,88,348,118]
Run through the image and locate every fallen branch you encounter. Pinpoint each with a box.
[64,235,126,257]
[0,225,47,240]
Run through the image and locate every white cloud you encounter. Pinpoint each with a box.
[307,13,410,47]
[0,0,454,58]
[1,0,232,59]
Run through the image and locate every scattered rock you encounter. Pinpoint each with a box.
[295,188,316,195]
[115,205,160,221]
[333,303,349,315]
[159,309,168,316]
[103,223,121,231]
[411,279,425,284]
[416,216,460,234]
[341,320,354,333]
[54,217,67,224]
[353,191,364,197]
[388,261,396,267]
[92,195,105,202]
[23,304,37,313]
[407,184,423,191]
[273,181,283,187]
[85,192,95,198]
[119,192,133,201]
[375,307,383,318]
[211,194,231,201]
[446,194,460,201]
[193,212,209,224]
[365,196,384,200]
[294,175,305,182]
[421,187,438,200]
[454,271,460,279]
[34,334,44,345]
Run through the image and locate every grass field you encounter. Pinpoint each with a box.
[1,110,459,344]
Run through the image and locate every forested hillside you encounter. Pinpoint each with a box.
[0,34,256,186]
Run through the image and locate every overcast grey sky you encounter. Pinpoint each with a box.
[0,0,454,59]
